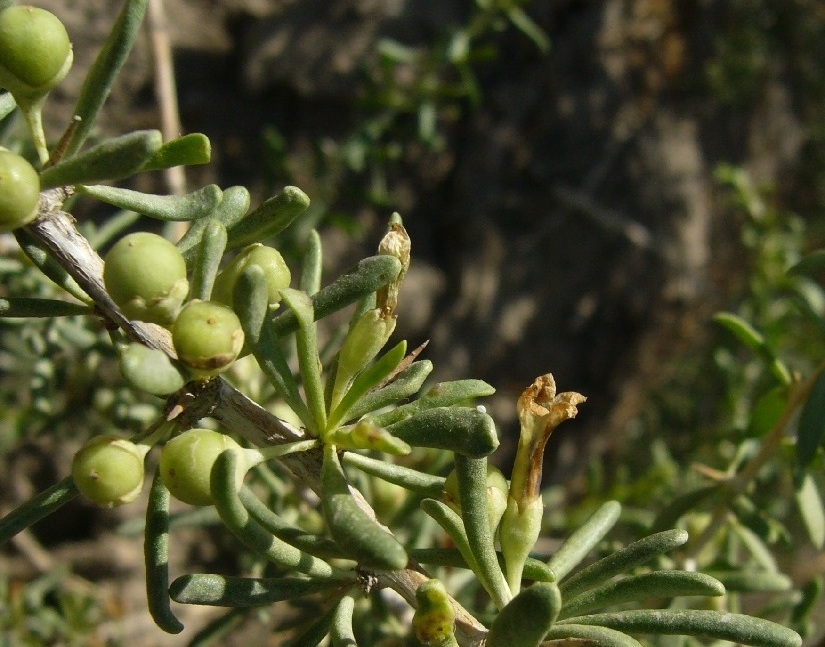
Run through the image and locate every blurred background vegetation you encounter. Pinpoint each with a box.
[2,0,825,644]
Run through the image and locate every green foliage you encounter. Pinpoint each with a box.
[0,2,818,646]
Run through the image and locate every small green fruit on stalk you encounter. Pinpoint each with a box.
[0,5,73,163]
[172,300,244,377]
[104,232,189,325]
[72,435,148,507]
[212,243,291,309]
[499,374,586,594]
[0,149,39,232]
[0,6,72,95]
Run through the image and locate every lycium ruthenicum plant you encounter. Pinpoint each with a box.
[0,2,813,646]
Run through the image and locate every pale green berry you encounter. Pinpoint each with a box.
[212,243,291,309]
[159,428,242,506]
[171,300,244,377]
[71,435,145,507]
[103,232,189,325]
[0,149,39,232]
[0,6,72,96]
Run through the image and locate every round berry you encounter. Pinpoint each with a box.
[0,6,71,92]
[172,300,244,377]
[159,428,242,506]
[212,243,291,309]
[0,149,39,232]
[103,232,189,325]
[71,435,145,507]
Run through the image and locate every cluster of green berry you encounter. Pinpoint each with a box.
[72,231,291,509]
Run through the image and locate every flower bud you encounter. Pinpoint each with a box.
[0,149,39,232]
[159,428,243,506]
[171,300,244,377]
[103,232,189,325]
[212,243,291,309]
[71,435,146,507]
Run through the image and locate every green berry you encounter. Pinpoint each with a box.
[159,428,242,506]
[172,300,244,376]
[212,243,291,309]
[0,6,72,96]
[71,435,145,507]
[103,232,189,325]
[0,149,39,232]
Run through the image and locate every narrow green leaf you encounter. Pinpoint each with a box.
[284,604,337,647]
[506,6,550,53]
[713,312,766,353]
[210,450,344,579]
[168,573,341,607]
[748,385,789,437]
[226,186,310,250]
[14,230,90,304]
[650,485,720,533]
[731,518,780,572]
[144,470,184,633]
[454,455,511,609]
[559,572,724,620]
[76,184,222,222]
[281,289,326,434]
[141,133,211,171]
[233,264,269,348]
[420,498,481,576]
[326,421,411,455]
[560,529,689,599]
[328,341,407,429]
[66,0,150,156]
[270,255,402,337]
[374,379,496,427]
[0,297,90,317]
[342,452,445,497]
[300,229,323,296]
[40,130,162,188]
[249,318,314,429]
[546,624,643,647]
[190,220,227,301]
[177,186,251,262]
[409,548,555,583]
[386,407,499,458]
[331,592,358,647]
[0,476,78,545]
[789,249,825,278]
[321,445,408,570]
[797,370,825,468]
[343,360,433,424]
[547,502,622,582]
[238,487,342,559]
[705,570,792,593]
[486,583,561,647]
[795,473,825,549]
[558,610,801,647]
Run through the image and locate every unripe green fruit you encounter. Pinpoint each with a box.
[0,149,39,232]
[159,428,242,506]
[0,6,72,96]
[212,243,291,309]
[71,435,145,507]
[103,232,189,325]
[172,300,244,376]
